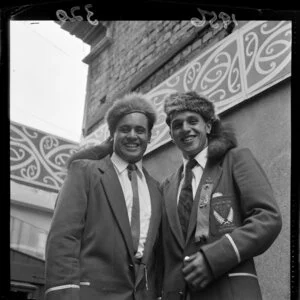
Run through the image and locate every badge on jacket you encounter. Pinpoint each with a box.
[195,180,213,242]
[199,181,213,208]
[211,198,237,233]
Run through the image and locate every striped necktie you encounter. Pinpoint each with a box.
[177,158,198,240]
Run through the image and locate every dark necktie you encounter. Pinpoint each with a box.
[127,163,140,254]
[177,158,198,240]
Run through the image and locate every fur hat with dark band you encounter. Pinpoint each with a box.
[164,91,217,125]
[106,92,157,135]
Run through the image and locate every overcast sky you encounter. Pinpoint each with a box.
[10,21,90,142]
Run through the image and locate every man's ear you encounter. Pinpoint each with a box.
[206,122,212,135]
[169,129,174,141]
[109,135,115,150]
[108,135,114,144]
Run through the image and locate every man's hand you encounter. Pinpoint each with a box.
[182,252,213,290]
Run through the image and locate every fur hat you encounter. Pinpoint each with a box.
[106,92,157,136]
[164,91,217,125]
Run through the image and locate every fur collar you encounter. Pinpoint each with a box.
[66,140,113,169]
[207,123,237,163]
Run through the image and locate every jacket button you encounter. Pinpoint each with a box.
[129,264,134,269]
[178,291,184,295]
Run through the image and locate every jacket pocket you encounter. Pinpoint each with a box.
[227,273,262,300]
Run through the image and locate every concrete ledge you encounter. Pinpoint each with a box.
[10,181,57,213]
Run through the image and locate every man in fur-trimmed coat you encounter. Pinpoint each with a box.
[44,93,162,300]
[160,91,282,300]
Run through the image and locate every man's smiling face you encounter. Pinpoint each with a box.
[113,112,151,163]
[170,111,211,159]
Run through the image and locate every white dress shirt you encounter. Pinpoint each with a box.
[177,147,208,203]
[111,153,152,258]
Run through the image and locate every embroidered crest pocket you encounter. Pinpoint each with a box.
[210,196,240,236]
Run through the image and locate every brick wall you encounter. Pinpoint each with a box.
[84,20,234,135]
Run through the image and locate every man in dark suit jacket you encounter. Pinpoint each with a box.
[160,91,282,300]
[45,93,162,300]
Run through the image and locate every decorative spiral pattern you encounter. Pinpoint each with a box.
[244,21,291,92]
[10,122,79,192]
[183,62,202,91]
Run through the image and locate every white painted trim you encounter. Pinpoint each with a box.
[11,175,61,192]
[228,272,258,279]
[10,180,57,212]
[45,284,80,294]
[225,233,241,263]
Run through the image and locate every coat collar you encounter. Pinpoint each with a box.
[110,152,144,177]
[164,166,184,248]
[182,147,207,173]
[97,156,135,262]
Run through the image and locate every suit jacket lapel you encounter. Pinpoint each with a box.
[164,167,185,249]
[186,160,223,244]
[140,169,161,264]
[136,169,162,286]
[97,156,135,262]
